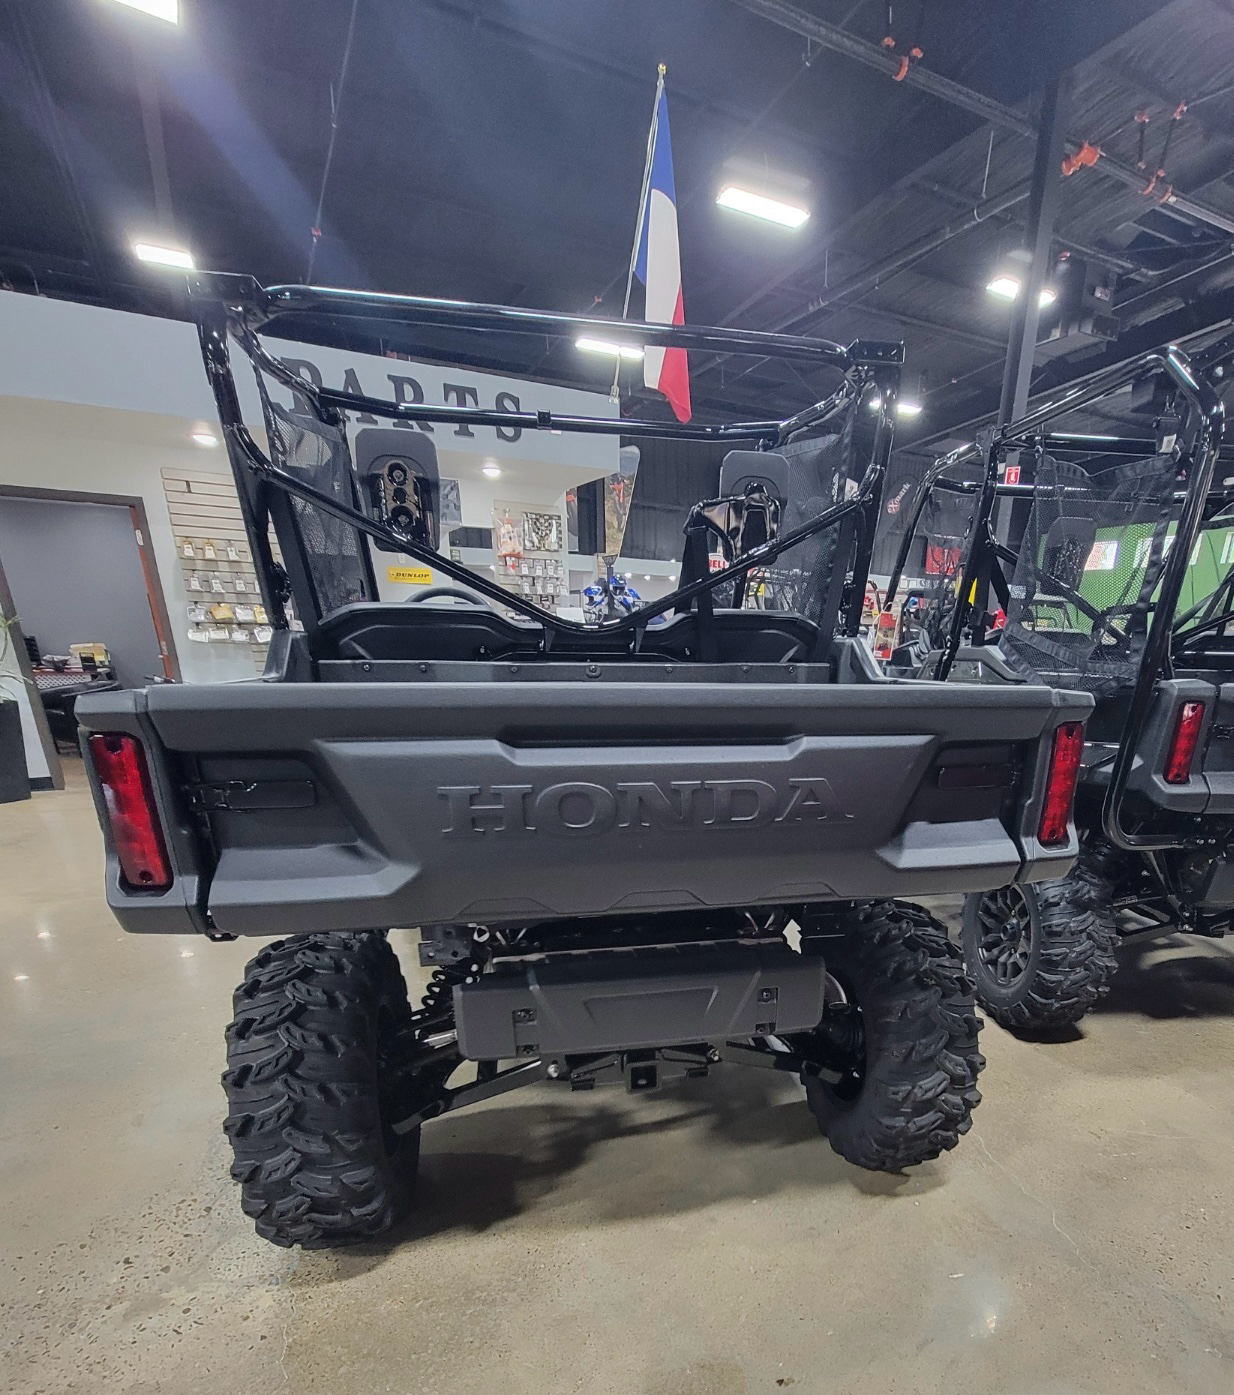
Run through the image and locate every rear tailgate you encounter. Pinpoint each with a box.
[77,680,1091,935]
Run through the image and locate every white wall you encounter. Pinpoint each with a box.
[0,291,620,677]
[0,398,252,683]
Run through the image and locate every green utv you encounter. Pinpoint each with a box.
[79,278,1088,1247]
[884,335,1227,1031]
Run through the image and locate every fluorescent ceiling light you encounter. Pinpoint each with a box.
[716,185,810,229]
[576,336,643,361]
[111,0,179,23]
[482,463,502,478]
[896,400,923,419]
[134,241,194,269]
[985,274,1057,309]
[192,431,219,448]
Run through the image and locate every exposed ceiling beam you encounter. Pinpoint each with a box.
[728,0,1234,238]
[819,302,1006,352]
[420,0,857,166]
[693,178,1031,389]
[902,285,1234,454]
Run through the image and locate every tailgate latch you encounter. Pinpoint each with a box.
[184,779,316,812]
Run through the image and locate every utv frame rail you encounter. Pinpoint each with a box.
[190,271,905,648]
[884,338,1227,854]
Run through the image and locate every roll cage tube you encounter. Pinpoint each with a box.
[190,277,904,645]
[885,341,1224,853]
[1102,356,1223,852]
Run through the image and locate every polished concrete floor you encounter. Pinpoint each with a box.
[4,764,1234,1395]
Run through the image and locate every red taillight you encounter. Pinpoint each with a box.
[1164,701,1206,785]
[89,733,173,892]
[1038,721,1085,847]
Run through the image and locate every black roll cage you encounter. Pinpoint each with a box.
[883,339,1228,855]
[189,272,903,651]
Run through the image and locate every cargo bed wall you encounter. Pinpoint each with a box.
[77,681,1091,935]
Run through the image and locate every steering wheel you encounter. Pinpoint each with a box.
[405,586,493,608]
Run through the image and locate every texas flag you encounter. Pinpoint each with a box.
[635,90,691,423]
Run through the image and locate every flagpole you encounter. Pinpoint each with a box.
[610,64,666,403]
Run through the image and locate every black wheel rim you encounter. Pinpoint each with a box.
[975,885,1033,986]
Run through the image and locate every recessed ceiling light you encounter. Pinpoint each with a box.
[111,0,179,22]
[13,974,29,982]
[37,930,51,940]
[482,463,501,478]
[867,395,883,413]
[644,575,652,581]
[1038,286,1058,308]
[896,400,923,419]
[134,241,194,270]
[576,336,644,361]
[192,431,219,448]
[624,572,633,579]
[716,185,810,229]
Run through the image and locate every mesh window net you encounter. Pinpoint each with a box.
[1001,453,1181,697]
[241,326,866,630]
[254,371,373,616]
[914,461,984,656]
[742,405,860,624]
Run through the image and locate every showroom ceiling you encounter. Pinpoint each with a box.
[5,0,1234,443]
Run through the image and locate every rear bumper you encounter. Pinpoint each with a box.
[76,679,1092,935]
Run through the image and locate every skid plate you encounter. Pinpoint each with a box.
[453,944,826,1060]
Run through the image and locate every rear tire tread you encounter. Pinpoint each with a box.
[222,931,419,1250]
[802,900,984,1172]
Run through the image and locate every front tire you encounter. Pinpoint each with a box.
[961,865,1118,1031]
[223,931,420,1249]
[796,900,984,1171]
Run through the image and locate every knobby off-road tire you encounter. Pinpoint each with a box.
[800,900,984,1171]
[223,931,420,1249]
[961,859,1118,1031]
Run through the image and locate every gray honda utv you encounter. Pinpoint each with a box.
[77,276,1089,1248]
[884,336,1228,1031]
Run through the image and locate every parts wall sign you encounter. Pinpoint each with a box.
[263,335,618,473]
[0,294,617,482]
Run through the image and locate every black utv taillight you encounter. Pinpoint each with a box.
[1164,701,1205,785]
[89,733,173,891]
[1038,721,1085,847]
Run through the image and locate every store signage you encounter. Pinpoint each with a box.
[278,353,527,443]
[387,565,434,585]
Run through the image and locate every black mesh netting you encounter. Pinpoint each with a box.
[258,386,373,616]
[909,460,985,655]
[738,405,858,624]
[1001,453,1181,697]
